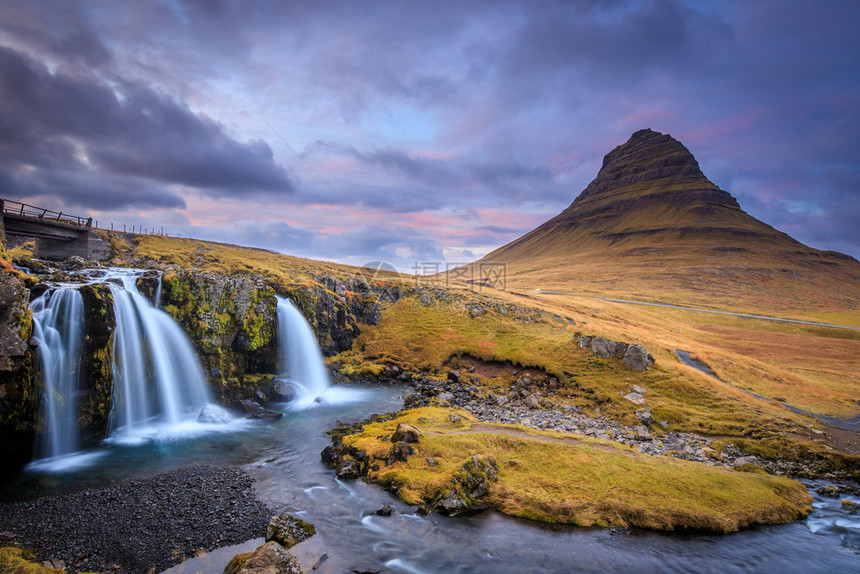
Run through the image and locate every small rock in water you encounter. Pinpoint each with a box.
[374,505,393,517]
[197,404,232,424]
[816,485,841,498]
[266,513,316,549]
[841,500,859,514]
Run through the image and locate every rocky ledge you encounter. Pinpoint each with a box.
[0,466,270,574]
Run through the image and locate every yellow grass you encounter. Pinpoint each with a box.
[344,408,812,532]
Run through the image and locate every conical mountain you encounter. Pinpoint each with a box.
[472,129,860,314]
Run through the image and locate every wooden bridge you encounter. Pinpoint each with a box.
[0,199,111,261]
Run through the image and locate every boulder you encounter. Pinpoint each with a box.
[447,371,461,383]
[623,392,646,406]
[246,409,284,421]
[524,394,541,409]
[433,454,498,516]
[391,422,422,443]
[198,404,233,424]
[266,513,316,549]
[388,442,415,463]
[636,407,653,426]
[269,378,298,402]
[335,456,361,479]
[623,344,655,371]
[634,425,652,441]
[841,500,859,514]
[375,505,393,517]
[590,336,627,358]
[235,399,265,413]
[732,456,759,469]
[816,485,840,498]
[224,541,301,574]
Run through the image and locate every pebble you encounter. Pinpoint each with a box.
[0,465,270,574]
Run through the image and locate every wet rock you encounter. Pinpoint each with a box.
[246,409,284,421]
[197,404,232,424]
[265,513,316,549]
[269,378,298,402]
[841,500,859,514]
[225,541,301,574]
[374,505,393,517]
[623,344,655,371]
[391,422,421,443]
[320,445,338,467]
[335,457,361,479]
[236,399,265,413]
[816,485,841,498]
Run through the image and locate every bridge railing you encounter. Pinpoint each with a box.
[0,198,92,228]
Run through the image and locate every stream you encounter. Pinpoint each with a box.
[6,383,857,573]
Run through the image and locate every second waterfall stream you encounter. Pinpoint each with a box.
[275,296,332,407]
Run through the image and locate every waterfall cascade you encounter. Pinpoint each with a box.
[276,297,331,406]
[30,288,85,460]
[107,272,216,441]
[29,269,234,467]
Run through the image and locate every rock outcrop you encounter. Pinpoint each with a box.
[433,454,498,515]
[224,541,302,574]
[579,335,655,371]
[0,227,37,468]
[265,513,316,550]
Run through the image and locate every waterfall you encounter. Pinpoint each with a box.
[276,297,331,406]
[30,288,84,460]
[107,273,215,440]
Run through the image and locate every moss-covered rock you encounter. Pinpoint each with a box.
[0,264,37,472]
[78,284,115,441]
[265,513,316,549]
[155,269,279,402]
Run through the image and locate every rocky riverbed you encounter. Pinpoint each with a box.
[0,466,270,574]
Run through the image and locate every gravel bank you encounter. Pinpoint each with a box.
[0,465,270,574]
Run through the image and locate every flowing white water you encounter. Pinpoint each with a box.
[107,273,221,443]
[30,288,85,461]
[276,297,333,407]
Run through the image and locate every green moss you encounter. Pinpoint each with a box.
[0,547,63,573]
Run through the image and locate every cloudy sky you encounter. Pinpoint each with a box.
[1,0,858,270]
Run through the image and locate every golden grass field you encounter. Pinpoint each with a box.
[342,407,812,532]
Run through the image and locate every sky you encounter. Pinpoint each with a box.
[1,0,858,271]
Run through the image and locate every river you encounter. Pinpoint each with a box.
[5,383,857,573]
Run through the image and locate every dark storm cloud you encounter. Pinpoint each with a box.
[1,0,858,263]
[5,167,186,211]
[0,44,295,209]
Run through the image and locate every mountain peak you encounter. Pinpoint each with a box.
[578,128,714,205]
